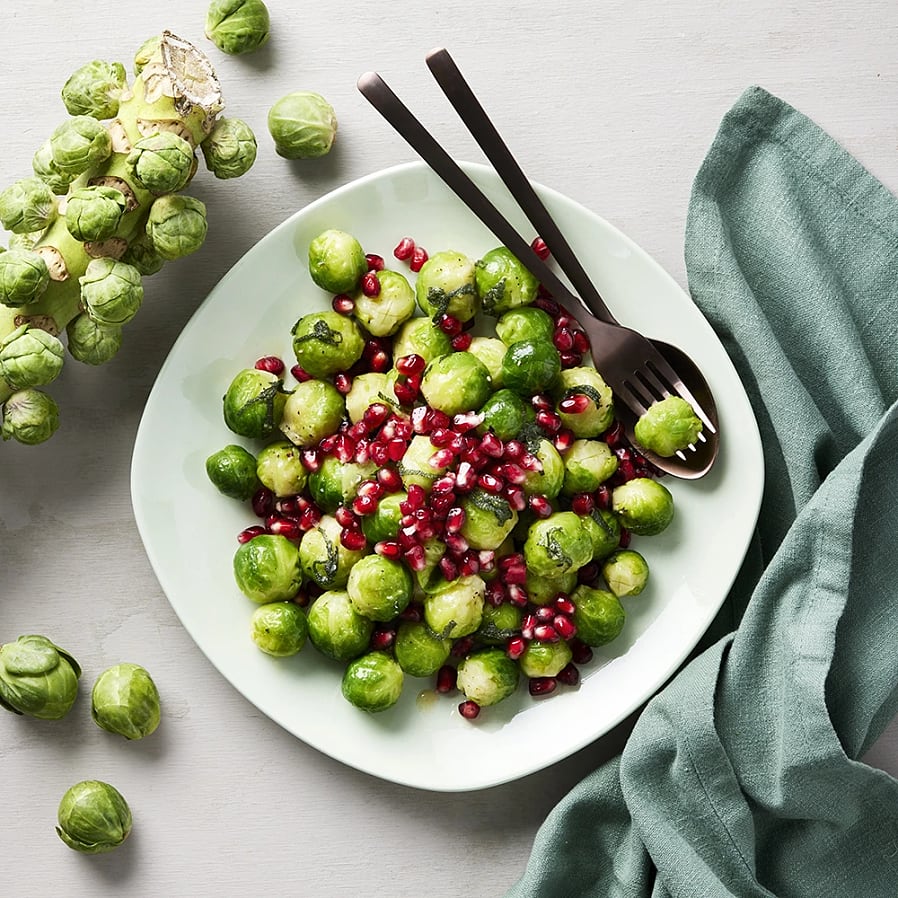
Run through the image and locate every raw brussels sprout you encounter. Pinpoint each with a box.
[456,648,520,706]
[475,246,539,315]
[391,316,452,364]
[91,662,161,740]
[553,367,615,437]
[520,438,565,498]
[291,310,365,378]
[268,91,338,159]
[611,477,674,536]
[520,639,572,679]
[352,269,416,337]
[206,0,271,55]
[477,388,529,440]
[345,372,395,422]
[420,351,491,416]
[250,602,309,657]
[306,589,374,661]
[0,634,80,719]
[299,515,365,590]
[256,440,306,497]
[561,439,618,495]
[0,177,57,234]
[524,569,577,606]
[415,250,478,322]
[120,235,165,276]
[133,36,161,76]
[201,117,258,179]
[56,781,132,854]
[65,185,127,242]
[0,324,64,390]
[634,396,704,457]
[467,336,507,388]
[523,511,593,578]
[0,248,50,306]
[423,574,485,639]
[476,602,523,644]
[32,140,75,195]
[495,306,554,346]
[126,132,195,194]
[460,488,518,551]
[393,621,451,677]
[223,367,286,440]
[233,533,302,603]
[602,549,650,597]
[279,378,343,447]
[61,60,126,119]
[581,508,621,561]
[48,115,112,176]
[347,555,413,622]
[1,388,59,444]
[398,433,449,492]
[307,455,375,512]
[341,651,404,712]
[360,492,406,543]
[307,229,367,294]
[570,585,626,646]
[500,339,561,396]
[79,258,143,326]
[205,444,259,500]
[145,194,208,260]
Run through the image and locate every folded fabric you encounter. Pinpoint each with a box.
[505,86,898,897]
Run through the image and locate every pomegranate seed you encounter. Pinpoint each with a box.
[290,364,312,382]
[571,493,595,516]
[352,494,379,516]
[404,544,427,571]
[503,561,527,585]
[477,473,503,494]
[437,314,463,336]
[529,677,558,696]
[460,446,485,468]
[335,435,357,463]
[459,552,480,577]
[478,550,496,571]
[359,403,387,430]
[436,665,457,693]
[504,440,524,461]
[451,332,472,351]
[522,612,538,633]
[319,434,338,455]
[392,379,417,405]
[252,487,274,518]
[505,483,527,511]
[357,480,384,500]
[560,351,582,368]
[452,635,475,657]
[255,355,284,375]
[439,556,459,581]
[410,405,429,434]
[498,462,526,484]
[554,615,577,640]
[536,410,562,433]
[535,606,555,623]
[396,353,426,376]
[556,315,573,329]
[370,627,395,650]
[554,596,576,616]
[506,636,527,660]
[386,439,407,462]
[478,432,502,457]
[445,506,466,534]
[427,409,450,430]
[429,448,456,469]
[361,271,381,297]
[559,393,590,414]
[528,495,553,518]
[431,473,457,494]
[452,411,484,433]
[554,429,575,453]
[429,427,454,448]
[507,584,529,607]
[400,603,423,621]
[557,663,580,686]
[455,461,477,491]
[365,253,385,271]
[554,328,576,353]
[572,330,591,353]
[520,452,543,473]
[534,295,560,317]
[335,506,356,528]
[393,236,416,261]
[274,496,298,516]
[348,421,369,442]
[376,467,403,492]
[569,639,594,665]
[332,294,355,315]
[577,561,600,585]
[531,235,550,260]
[237,525,266,543]
[619,528,632,548]
[370,349,391,372]
[334,372,353,395]
[486,581,505,606]
[374,540,401,559]
[445,533,469,555]
[409,246,429,272]
[370,443,389,465]
[533,623,560,642]
[298,506,321,531]
[595,484,612,508]
[340,528,367,551]
[458,699,481,719]
[531,393,553,412]
[404,485,426,510]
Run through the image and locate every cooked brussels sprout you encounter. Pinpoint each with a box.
[250,602,309,656]
[420,351,491,416]
[56,781,131,854]
[205,444,259,500]
[268,91,338,159]
[475,246,539,316]
[145,194,208,260]
[347,554,413,622]
[467,336,507,388]
[415,250,478,322]
[223,367,286,440]
[206,0,271,55]
[423,574,485,639]
[79,258,143,326]
[393,620,451,677]
[0,634,80,719]
[233,534,302,603]
[91,662,161,740]
[501,339,561,396]
[391,316,452,364]
[476,602,523,644]
[0,324,64,390]
[307,589,374,661]
[48,115,112,176]
[580,508,621,561]
[61,60,126,118]
[307,229,367,294]
[0,177,57,234]
[456,648,520,706]
[256,440,306,497]
[345,372,395,422]
[524,569,577,606]
[398,433,449,492]
[611,477,674,535]
[520,438,565,499]
[0,248,50,307]
[341,651,404,712]
[519,639,572,679]
[279,378,343,447]
[523,511,593,578]
[299,515,365,590]
[562,439,618,495]
[201,117,258,179]
[126,132,195,194]
[307,455,376,512]
[602,549,650,597]
[360,492,406,543]
[570,585,626,646]
[460,489,518,551]
[634,396,704,457]
[1,388,59,444]
[553,367,615,437]
[291,310,365,378]
[65,185,127,242]
[477,388,529,440]
[495,306,554,346]
[353,269,416,337]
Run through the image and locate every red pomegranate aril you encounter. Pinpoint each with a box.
[604,421,626,447]
[555,315,572,329]
[572,330,591,353]
[360,403,389,429]
[534,294,560,317]
[451,332,472,351]
[238,525,266,544]
[554,615,578,641]
[369,349,391,372]
[455,461,477,491]
[404,544,427,571]
[375,540,401,559]
[334,372,353,395]
[291,364,313,384]
[298,506,321,531]
[319,434,338,455]
[529,495,553,518]
[571,493,595,516]
[405,485,427,510]
[506,636,527,660]
[553,327,574,352]
[554,429,575,453]
[445,506,466,534]
[479,432,504,458]
[452,411,484,433]
[352,494,379,516]
[431,473,457,494]
[429,427,454,448]
[533,623,560,642]
[445,533,469,555]
[569,638,594,665]
[268,516,302,539]
[255,355,285,375]
[498,462,526,484]
[505,484,527,512]
[536,410,562,433]
[376,467,403,492]
[357,480,384,500]
[393,236,416,261]
[252,486,275,518]
[429,447,456,469]
[340,527,367,551]
[332,293,355,315]
[478,550,496,572]
[458,699,481,719]
[529,677,557,696]
[520,452,543,472]
[557,663,580,686]
[594,484,612,508]
[385,439,406,462]
[409,245,429,272]
[459,552,480,577]
[577,561,600,585]
[439,555,459,581]
[348,421,369,442]
[392,379,417,405]
[535,606,555,623]
[486,581,506,606]
[400,603,423,621]
[522,612,538,632]
[365,253,385,271]
[410,405,429,434]
[554,595,577,616]
[335,434,357,463]
[437,313,463,336]
[335,506,356,528]
[361,271,381,297]
[559,393,590,414]
[451,635,475,657]
[560,350,582,368]
[619,528,632,548]
[396,353,426,376]
[370,627,395,650]
[503,560,527,586]
[507,584,529,607]
[274,496,298,516]
[504,439,525,461]
[477,473,503,494]
[531,393,553,412]
[425,408,450,431]
[460,446,485,469]
[530,235,550,260]
[369,442,389,465]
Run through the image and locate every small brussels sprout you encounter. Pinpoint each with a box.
[56,781,132,854]
[520,639,573,679]
[120,235,165,276]
[307,230,367,294]
[0,324,64,390]
[467,336,507,388]
[602,549,650,597]
[133,36,161,75]
[571,585,626,646]
[250,602,309,657]
[347,555,413,622]
[91,662,161,740]
[0,177,57,234]
[524,569,577,606]
[456,648,520,706]
[299,515,365,590]
[268,91,338,159]
[476,602,523,644]
[306,590,373,661]
[475,246,539,316]
[291,310,364,378]
[561,439,618,495]
[145,194,208,260]
[0,634,80,719]
[523,511,593,578]
[307,455,375,512]
[255,440,306,497]
[423,574,485,639]
[415,250,478,322]
[61,60,126,119]
[344,372,394,422]
[127,132,195,194]
[353,269,416,337]
[581,508,621,561]
[495,306,554,346]
[1,388,59,444]
[201,117,258,179]
[223,367,287,440]
[477,388,529,441]
[393,621,451,677]
[206,0,271,55]
[501,339,561,396]
[65,185,127,242]
[48,115,112,176]
[79,258,143,327]
[520,437,565,498]
[460,489,518,551]
[391,316,452,364]
[233,533,302,603]
[67,314,122,366]
[553,367,615,437]
[279,378,343,447]
[0,248,50,307]
[398,433,449,493]
[205,444,259,500]
[32,141,75,195]
[360,492,406,543]
[634,396,704,457]
[611,477,674,536]
[341,651,404,712]
[420,352,491,416]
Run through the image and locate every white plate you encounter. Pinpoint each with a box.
[131,161,763,792]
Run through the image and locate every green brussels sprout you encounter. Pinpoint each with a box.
[133,36,161,75]
[460,489,518,551]
[61,60,126,119]
[353,269,416,337]
[420,352,491,416]
[250,602,309,657]
[475,246,539,316]
[520,639,572,679]
[476,602,523,644]
[206,0,271,55]
[49,116,112,176]
[79,258,143,326]
[524,569,577,606]
[223,368,287,440]
[602,549,650,597]
[345,372,395,422]
[205,444,259,500]
[561,439,618,495]
[523,511,593,578]
[391,316,452,364]
[233,533,302,603]
[415,250,478,322]
[91,662,161,740]
[127,132,195,194]
[520,437,565,498]
[495,306,554,347]
[611,477,674,536]
[291,310,364,379]
[65,313,119,365]
[423,574,485,639]
[634,396,704,457]
[553,367,615,437]
[120,235,165,276]
[581,508,621,561]
[32,141,76,194]
[393,621,451,677]
[0,324,64,390]
[1,388,59,444]
[307,455,375,513]
[279,378,343,447]
[0,248,50,307]
[255,440,306,497]
[341,651,404,712]
[307,230,367,295]
[398,433,449,493]
[65,185,127,242]
[0,634,80,719]
[56,781,132,854]
[456,648,520,706]
[0,177,57,234]
[201,117,258,179]
[477,388,529,441]
[500,339,561,396]
[571,585,626,646]
[145,194,208,260]
[360,492,406,543]
[306,589,373,661]
[299,515,365,590]
[268,91,338,159]
[413,537,448,592]
[347,555,413,622]
[467,336,507,388]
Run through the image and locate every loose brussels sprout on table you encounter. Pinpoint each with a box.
[268,91,338,159]
[0,634,80,719]
[57,781,132,854]
[91,662,161,740]
[206,0,271,56]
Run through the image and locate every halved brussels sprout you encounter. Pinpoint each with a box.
[611,478,674,536]
[251,602,309,657]
[347,554,413,622]
[475,246,539,316]
[279,378,344,447]
[233,534,301,603]
[570,585,626,646]
[456,648,520,706]
[415,250,478,322]
[291,310,364,378]
[393,620,451,677]
[205,444,259,500]
[341,651,404,712]
[306,589,373,661]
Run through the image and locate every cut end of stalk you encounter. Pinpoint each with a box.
[159,31,223,123]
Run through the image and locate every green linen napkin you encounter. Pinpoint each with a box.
[505,86,898,897]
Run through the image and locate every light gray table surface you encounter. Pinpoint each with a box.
[2,2,897,895]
